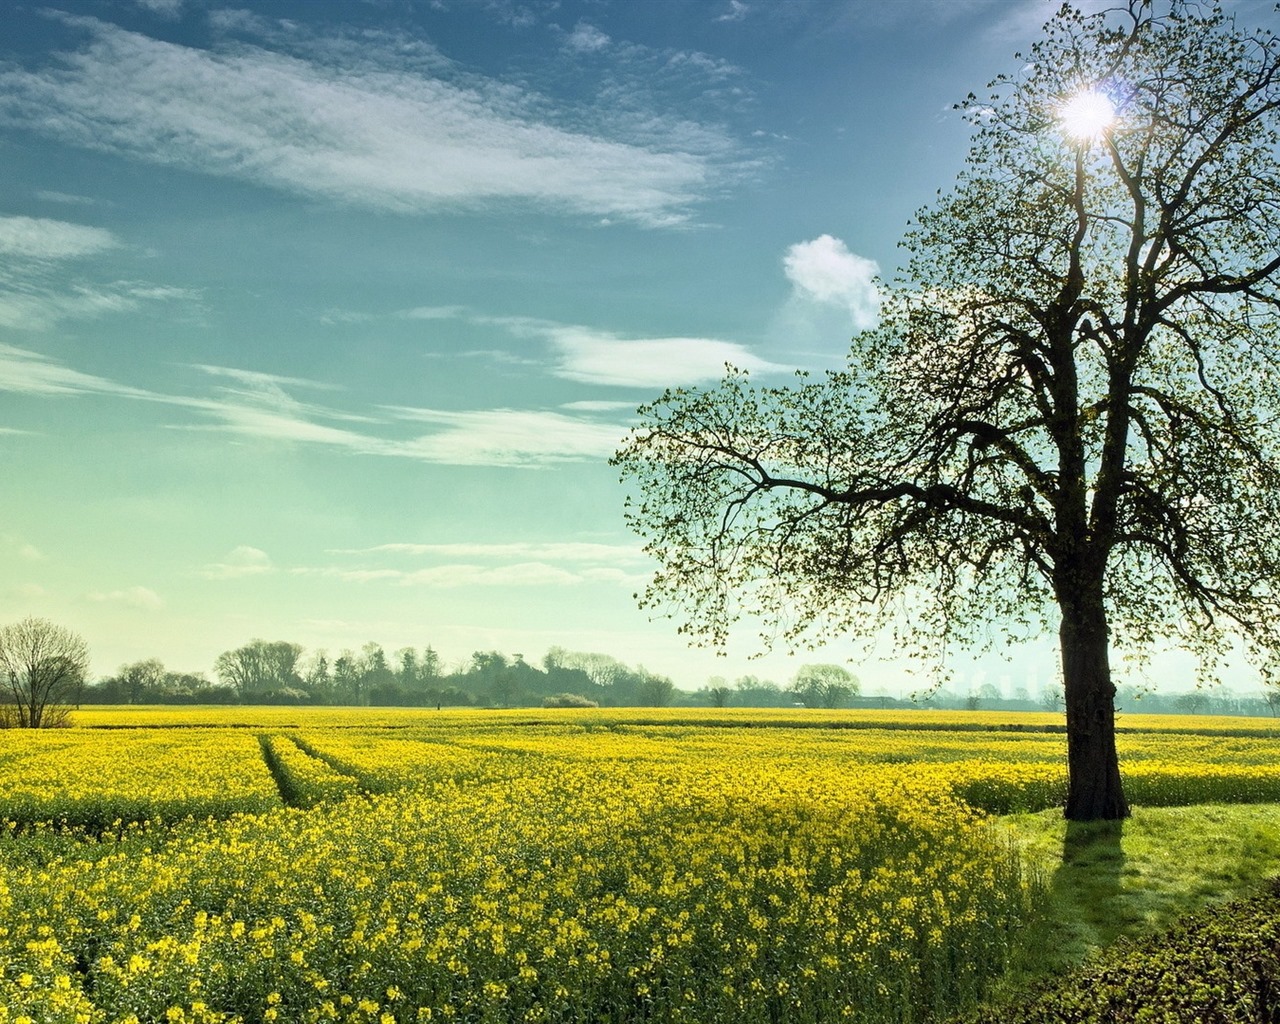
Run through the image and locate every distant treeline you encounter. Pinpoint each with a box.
[84,639,1279,715]
[88,642,685,709]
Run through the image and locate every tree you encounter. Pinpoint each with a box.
[0,617,90,728]
[789,664,860,709]
[614,2,1280,820]
[705,676,734,707]
[636,670,676,707]
[117,657,165,704]
[213,639,303,700]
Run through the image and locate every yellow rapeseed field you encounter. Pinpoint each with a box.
[1,706,1278,1023]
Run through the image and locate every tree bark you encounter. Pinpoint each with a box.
[1059,584,1130,821]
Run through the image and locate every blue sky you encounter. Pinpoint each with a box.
[0,0,1166,694]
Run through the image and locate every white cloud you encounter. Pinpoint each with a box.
[198,545,274,580]
[86,585,164,609]
[0,215,119,260]
[306,539,651,590]
[546,326,783,386]
[561,400,640,412]
[449,312,787,387]
[18,544,43,562]
[783,234,881,331]
[135,0,183,16]
[566,22,611,53]
[0,17,733,227]
[15,583,47,599]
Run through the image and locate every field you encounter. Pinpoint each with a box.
[1,707,1278,1024]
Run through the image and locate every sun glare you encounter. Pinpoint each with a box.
[1059,89,1115,142]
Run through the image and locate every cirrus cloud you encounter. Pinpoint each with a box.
[0,16,738,228]
[0,215,119,261]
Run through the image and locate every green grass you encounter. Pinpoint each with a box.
[996,803,1280,990]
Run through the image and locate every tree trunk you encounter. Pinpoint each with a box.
[1059,585,1129,821]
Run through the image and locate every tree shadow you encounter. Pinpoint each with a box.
[1052,818,1129,953]
[1002,818,1128,987]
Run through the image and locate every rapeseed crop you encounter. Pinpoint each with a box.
[1,729,1039,1024]
[0,729,279,829]
[2,708,1278,1022]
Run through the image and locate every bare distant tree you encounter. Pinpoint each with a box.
[0,617,90,728]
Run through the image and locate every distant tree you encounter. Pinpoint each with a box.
[0,617,90,728]
[545,648,626,689]
[213,639,303,700]
[118,657,166,704]
[360,642,394,694]
[636,670,676,707]
[615,3,1280,820]
[396,647,419,688]
[705,676,733,708]
[420,646,441,682]
[332,650,360,704]
[470,651,521,707]
[788,664,860,709]
[733,675,788,708]
[1041,684,1065,713]
[303,651,332,702]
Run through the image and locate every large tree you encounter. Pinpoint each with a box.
[614,2,1280,820]
[0,617,90,728]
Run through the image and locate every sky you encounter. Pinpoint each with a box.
[1,0,1241,697]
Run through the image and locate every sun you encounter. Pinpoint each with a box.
[1059,89,1116,142]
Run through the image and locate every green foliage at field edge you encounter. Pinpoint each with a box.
[960,877,1280,1023]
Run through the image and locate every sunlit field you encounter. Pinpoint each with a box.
[2,707,1278,1023]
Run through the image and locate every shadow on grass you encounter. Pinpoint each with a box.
[1005,818,1129,984]
[1055,819,1127,947]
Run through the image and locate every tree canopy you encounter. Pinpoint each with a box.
[614,1,1280,820]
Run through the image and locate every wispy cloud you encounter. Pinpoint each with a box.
[134,0,183,17]
[86,585,164,610]
[381,407,628,466]
[2,341,632,468]
[0,280,197,333]
[0,16,739,227]
[404,308,785,386]
[301,538,651,588]
[0,343,155,397]
[328,541,647,562]
[0,215,119,261]
[543,325,784,386]
[198,545,274,580]
[35,191,98,206]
